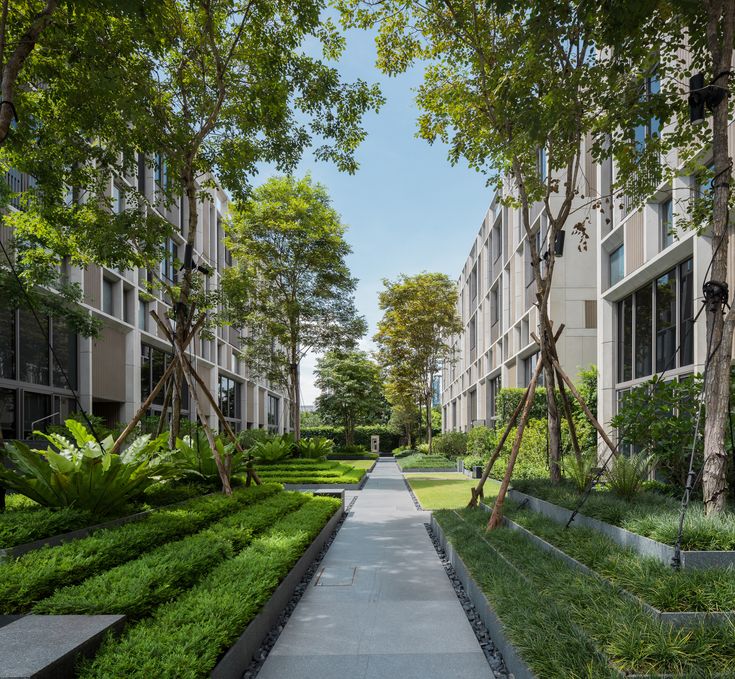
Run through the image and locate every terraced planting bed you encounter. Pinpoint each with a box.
[0,484,342,677]
[255,459,367,486]
[396,453,456,472]
[433,505,735,678]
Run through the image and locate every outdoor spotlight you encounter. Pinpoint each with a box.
[688,72,728,125]
[554,230,566,257]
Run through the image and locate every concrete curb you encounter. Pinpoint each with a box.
[211,502,345,679]
[508,489,735,570]
[430,515,537,679]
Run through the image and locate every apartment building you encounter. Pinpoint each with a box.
[441,165,598,433]
[0,160,290,440]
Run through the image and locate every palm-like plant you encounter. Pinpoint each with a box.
[0,419,174,514]
[250,436,293,463]
[298,436,333,460]
[172,430,241,485]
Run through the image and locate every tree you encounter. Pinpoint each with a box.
[88,0,381,455]
[590,1,734,513]
[386,389,421,449]
[340,0,616,484]
[314,350,386,445]
[375,272,461,453]
[224,174,367,442]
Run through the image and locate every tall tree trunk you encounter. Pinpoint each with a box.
[426,394,433,452]
[168,366,182,448]
[290,358,300,441]
[539,299,562,482]
[345,417,354,446]
[702,1,735,515]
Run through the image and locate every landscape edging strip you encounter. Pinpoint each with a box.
[210,499,346,679]
[430,514,538,679]
[507,489,735,569]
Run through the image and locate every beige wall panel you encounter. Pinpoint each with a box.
[624,210,644,274]
[92,326,126,401]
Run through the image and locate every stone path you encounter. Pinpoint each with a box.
[257,457,496,679]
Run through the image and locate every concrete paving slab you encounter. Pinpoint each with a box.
[256,458,497,679]
[0,614,124,679]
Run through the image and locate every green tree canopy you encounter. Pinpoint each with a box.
[225,174,367,440]
[314,350,387,445]
[375,272,461,451]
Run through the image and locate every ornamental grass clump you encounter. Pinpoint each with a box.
[0,420,175,515]
[605,453,649,500]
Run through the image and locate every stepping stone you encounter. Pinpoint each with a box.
[0,614,125,679]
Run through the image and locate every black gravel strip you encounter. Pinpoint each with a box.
[425,522,510,679]
[402,477,424,511]
[242,495,358,679]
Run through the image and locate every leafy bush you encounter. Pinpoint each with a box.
[466,425,495,457]
[236,429,272,450]
[298,437,333,459]
[333,443,367,454]
[561,451,597,493]
[250,436,293,463]
[495,388,548,427]
[0,420,174,515]
[605,453,648,500]
[78,497,341,679]
[0,484,281,613]
[300,425,400,451]
[611,375,702,489]
[416,442,430,454]
[492,418,548,480]
[171,430,241,486]
[432,430,467,459]
[394,448,418,458]
[463,454,485,470]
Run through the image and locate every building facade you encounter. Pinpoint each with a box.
[0,160,290,440]
[441,162,598,433]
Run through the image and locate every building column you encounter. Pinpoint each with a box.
[123,329,140,422]
[78,335,93,413]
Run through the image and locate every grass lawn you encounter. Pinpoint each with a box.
[405,473,500,509]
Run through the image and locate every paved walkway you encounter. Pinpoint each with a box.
[257,458,495,679]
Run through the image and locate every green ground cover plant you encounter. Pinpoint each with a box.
[35,491,307,617]
[0,484,281,613]
[505,504,735,612]
[79,495,341,679]
[396,453,455,470]
[435,509,735,678]
[394,448,418,458]
[255,460,365,484]
[512,478,735,550]
[336,459,374,471]
[405,474,500,509]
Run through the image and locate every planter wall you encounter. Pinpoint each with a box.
[508,489,735,570]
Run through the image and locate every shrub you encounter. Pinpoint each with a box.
[34,492,307,617]
[0,420,174,515]
[298,437,334,459]
[171,430,241,486]
[432,431,467,459]
[491,418,548,480]
[416,442,430,454]
[237,429,272,450]
[466,425,495,457]
[394,448,417,458]
[561,451,597,493]
[396,453,455,470]
[334,443,367,454]
[79,497,341,679]
[0,484,281,613]
[495,388,548,427]
[300,425,400,451]
[250,437,293,463]
[605,453,649,500]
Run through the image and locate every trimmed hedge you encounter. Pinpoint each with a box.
[0,484,281,613]
[79,496,341,679]
[34,492,307,617]
[396,454,455,471]
[301,425,400,451]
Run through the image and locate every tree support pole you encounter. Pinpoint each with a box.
[550,357,617,455]
[487,366,542,530]
[468,355,544,508]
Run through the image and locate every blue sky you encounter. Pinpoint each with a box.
[254,22,492,405]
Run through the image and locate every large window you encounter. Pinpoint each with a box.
[140,343,179,408]
[52,321,77,390]
[23,392,51,438]
[19,309,49,385]
[0,308,15,379]
[218,375,240,421]
[103,278,115,316]
[617,259,693,383]
[267,394,280,432]
[0,387,15,439]
[634,68,660,149]
[610,245,624,286]
[660,199,673,249]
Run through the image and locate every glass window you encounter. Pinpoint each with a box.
[111,182,123,214]
[23,392,51,438]
[19,309,49,385]
[660,199,673,249]
[680,259,694,366]
[151,347,166,406]
[635,284,653,378]
[0,308,15,379]
[140,344,151,400]
[0,387,16,439]
[610,245,624,286]
[103,278,115,315]
[138,298,147,331]
[619,296,633,382]
[267,394,279,431]
[655,270,676,372]
[52,320,77,390]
